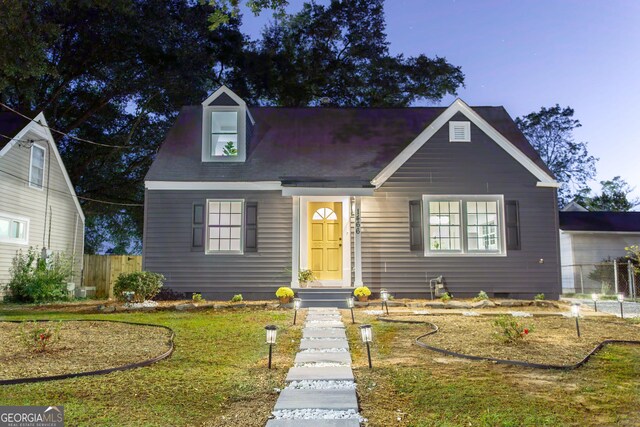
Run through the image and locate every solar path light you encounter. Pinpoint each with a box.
[347,297,355,324]
[591,293,598,312]
[380,289,389,315]
[359,324,373,369]
[618,293,625,318]
[265,325,277,369]
[293,298,302,325]
[571,303,581,338]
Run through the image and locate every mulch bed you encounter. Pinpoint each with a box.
[392,315,640,365]
[0,321,172,380]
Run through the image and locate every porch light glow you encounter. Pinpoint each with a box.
[591,293,598,302]
[571,303,581,338]
[617,293,625,303]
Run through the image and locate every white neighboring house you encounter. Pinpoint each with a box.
[559,204,640,294]
[0,111,85,296]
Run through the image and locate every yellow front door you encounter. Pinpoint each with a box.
[308,202,342,281]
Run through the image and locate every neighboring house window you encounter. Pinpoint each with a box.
[0,214,28,245]
[423,195,505,255]
[207,200,243,253]
[449,121,471,142]
[29,145,45,189]
[211,111,238,157]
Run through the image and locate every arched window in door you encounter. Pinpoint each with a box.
[312,208,338,220]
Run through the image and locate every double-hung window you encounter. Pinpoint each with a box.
[211,111,238,157]
[29,145,45,189]
[207,200,243,253]
[0,214,29,245]
[423,195,505,255]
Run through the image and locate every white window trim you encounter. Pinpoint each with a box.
[422,195,507,257]
[449,121,471,142]
[29,144,46,190]
[205,199,244,255]
[0,212,29,245]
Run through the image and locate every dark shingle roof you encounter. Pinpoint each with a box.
[0,111,30,150]
[559,212,640,232]
[145,106,553,183]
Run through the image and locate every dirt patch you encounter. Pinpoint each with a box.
[395,315,640,365]
[0,321,172,380]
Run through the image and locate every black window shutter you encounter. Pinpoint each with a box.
[409,200,423,252]
[245,202,258,252]
[505,200,521,250]
[192,203,204,250]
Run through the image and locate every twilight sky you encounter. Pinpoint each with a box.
[241,0,640,202]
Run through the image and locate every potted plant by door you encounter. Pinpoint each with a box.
[276,287,295,304]
[354,286,371,302]
[298,269,316,288]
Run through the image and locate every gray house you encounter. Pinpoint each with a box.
[0,111,85,294]
[144,86,561,300]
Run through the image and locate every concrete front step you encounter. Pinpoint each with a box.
[274,389,358,411]
[303,328,347,339]
[286,366,354,382]
[300,339,349,350]
[266,419,360,427]
[295,351,352,364]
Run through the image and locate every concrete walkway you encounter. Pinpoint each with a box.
[266,308,362,426]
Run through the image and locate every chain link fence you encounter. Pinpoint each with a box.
[562,260,639,298]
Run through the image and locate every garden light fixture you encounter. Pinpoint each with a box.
[380,289,389,315]
[347,297,355,324]
[359,324,373,369]
[293,298,302,325]
[591,293,598,312]
[265,325,277,369]
[617,293,625,318]
[571,303,581,338]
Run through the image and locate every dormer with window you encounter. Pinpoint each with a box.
[201,86,254,162]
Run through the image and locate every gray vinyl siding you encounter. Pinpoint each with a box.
[0,131,84,293]
[360,112,561,299]
[143,190,291,299]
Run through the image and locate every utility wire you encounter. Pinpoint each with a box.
[0,168,143,207]
[0,102,132,149]
[0,132,47,145]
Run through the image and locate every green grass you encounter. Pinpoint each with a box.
[347,318,640,427]
[0,308,300,427]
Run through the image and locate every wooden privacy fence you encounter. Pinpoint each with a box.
[83,255,142,299]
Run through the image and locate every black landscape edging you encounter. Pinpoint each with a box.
[377,317,640,370]
[0,319,175,385]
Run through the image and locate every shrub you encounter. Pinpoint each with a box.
[298,269,315,283]
[231,294,243,302]
[192,293,204,303]
[473,290,489,302]
[493,315,532,343]
[275,287,294,299]
[19,321,62,353]
[6,248,72,303]
[153,287,185,301]
[113,271,164,302]
[534,293,545,301]
[440,292,452,302]
[354,286,371,298]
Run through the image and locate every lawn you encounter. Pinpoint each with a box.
[347,313,640,427]
[0,308,301,427]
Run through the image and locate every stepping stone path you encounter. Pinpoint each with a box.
[266,307,364,426]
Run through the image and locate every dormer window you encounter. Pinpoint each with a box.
[211,111,238,156]
[201,86,253,163]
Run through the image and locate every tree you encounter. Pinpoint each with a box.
[204,0,289,29]
[516,105,597,206]
[225,0,464,106]
[573,176,639,212]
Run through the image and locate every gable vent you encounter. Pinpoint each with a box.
[449,121,471,142]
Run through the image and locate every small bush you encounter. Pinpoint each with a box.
[192,293,204,303]
[113,271,164,302]
[275,287,294,299]
[231,294,243,302]
[493,315,532,343]
[354,286,371,298]
[440,292,452,302]
[473,290,489,302]
[19,321,62,353]
[534,293,545,301]
[6,248,72,303]
[298,269,315,283]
